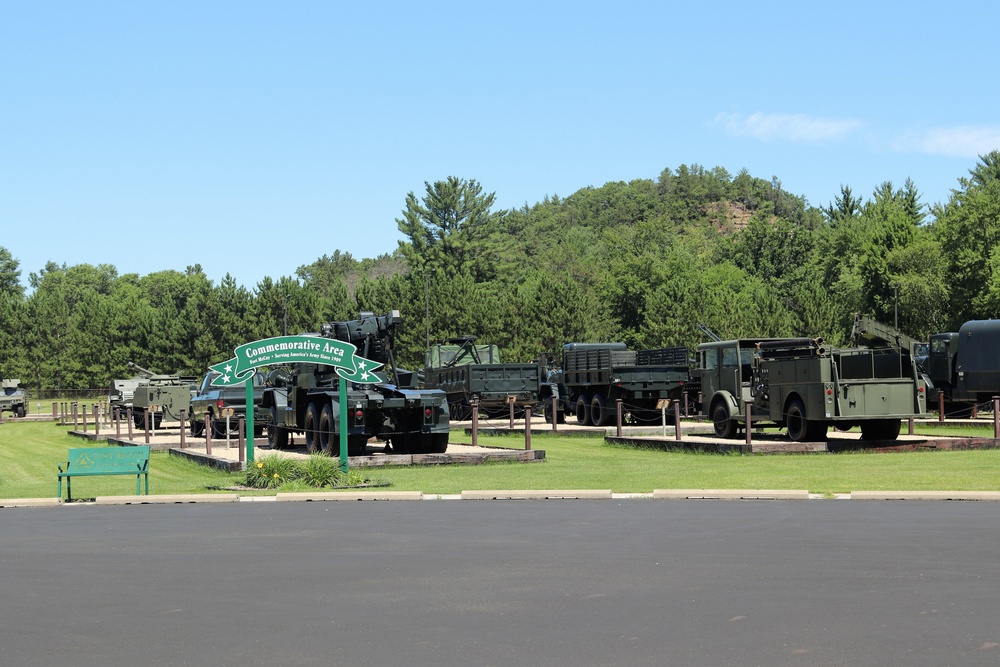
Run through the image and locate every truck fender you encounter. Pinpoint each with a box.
[709,390,739,420]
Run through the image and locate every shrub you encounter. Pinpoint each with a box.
[243,454,375,490]
[244,455,301,489]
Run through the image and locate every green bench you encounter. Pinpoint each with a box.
[57,446,150,501]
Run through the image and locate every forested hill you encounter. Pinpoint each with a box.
[3,154,1000,393]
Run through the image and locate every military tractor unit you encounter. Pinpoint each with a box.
[262,311,450,456]
[540,343,693,426]
[421,337,541,420]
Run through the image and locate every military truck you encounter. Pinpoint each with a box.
[923,319,1000,410]
[422,337,541,420]
[699,333,927,442]
[262,311,450,456]
[0,379,27,418]
[189,370,267,438]
[540,343,692,426]
[117,363,198,428]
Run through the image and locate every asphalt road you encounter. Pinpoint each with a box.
[1,500,998,666]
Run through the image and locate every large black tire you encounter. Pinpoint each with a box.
[212,416,239,438]
[267,406,288,449]
[575,396,590,425]
[15,405,25,418]
[785,399,828,442]
[590,393,607,427]
[190,415,204,437]
[348,435,369,457]
[303,404,320,454]
[319,403,339,456]
[861,419,902,441]
[712,401,736,439]
[785,399,808,442]
[409,433,449,454]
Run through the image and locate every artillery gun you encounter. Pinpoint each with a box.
[263,310,450,456]
[0,378,27,418]
[109,362,197,428]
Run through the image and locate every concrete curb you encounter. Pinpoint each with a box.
[5,489,1000,507]
[460,489,613,500]
[0,498,62,508]
[275,491,424,502]
[94,494,241,505]
[850,490,1000,501]
[652,489,810,500]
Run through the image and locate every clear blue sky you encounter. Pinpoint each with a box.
[3,1,998,291]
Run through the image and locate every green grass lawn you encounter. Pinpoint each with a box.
[2,420,1000,499]
[0,421,242,500]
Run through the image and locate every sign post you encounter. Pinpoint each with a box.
[339,376,348,473]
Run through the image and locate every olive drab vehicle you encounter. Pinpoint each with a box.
[0,379,27,418]
[262,311,450,456]
[698,317,927,442]
[923,319,1000,410]
[540,343,693,426]
[421,337,541,420]
[113,363,198,428]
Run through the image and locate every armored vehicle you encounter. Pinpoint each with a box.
[540,343,692,426]
[923,320,1000,410]
[422,337,541,420]
[262,311,450,456]
[118,363,198,428]
[699,332,927,442]
[0,379,27,418]
[189,370,267,438]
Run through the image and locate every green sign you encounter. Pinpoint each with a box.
[209,335,383,387]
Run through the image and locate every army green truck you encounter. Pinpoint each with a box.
[422,337,541,420]
[116,363,198,428]
[189,370,267,438]
[0,379,27,418]
[263,311,450,456]
[541,343,692,426]
[698,335,927,442]
[922,319,1000,410]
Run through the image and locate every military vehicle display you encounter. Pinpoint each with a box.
[0,379,27,418]
[262,310,450,456]
[699,331,927,442]
[540,343,692,426]
[422,337,541,420]
[189,370,267,438]
[116,363,198,428]
[923,319,1000,410]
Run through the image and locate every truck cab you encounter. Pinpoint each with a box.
[696,339,773,437]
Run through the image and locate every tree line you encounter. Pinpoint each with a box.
[3,153,1000,395]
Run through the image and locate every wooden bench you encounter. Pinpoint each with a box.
[57,446,150,501]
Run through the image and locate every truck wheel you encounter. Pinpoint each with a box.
[786,399,809,442]
[212,417,238,438]
[267,406,288,449]
[15,405,25,418]
[861,419,901,441]
[319,403,339,456]
[590,393,607,426]
[348,435,369,457]
[575,397,590,425]
[304,404,320,454]
[712,401,736,439]
[190,416,204,437]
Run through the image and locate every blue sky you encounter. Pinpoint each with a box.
[3,1,998,291]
